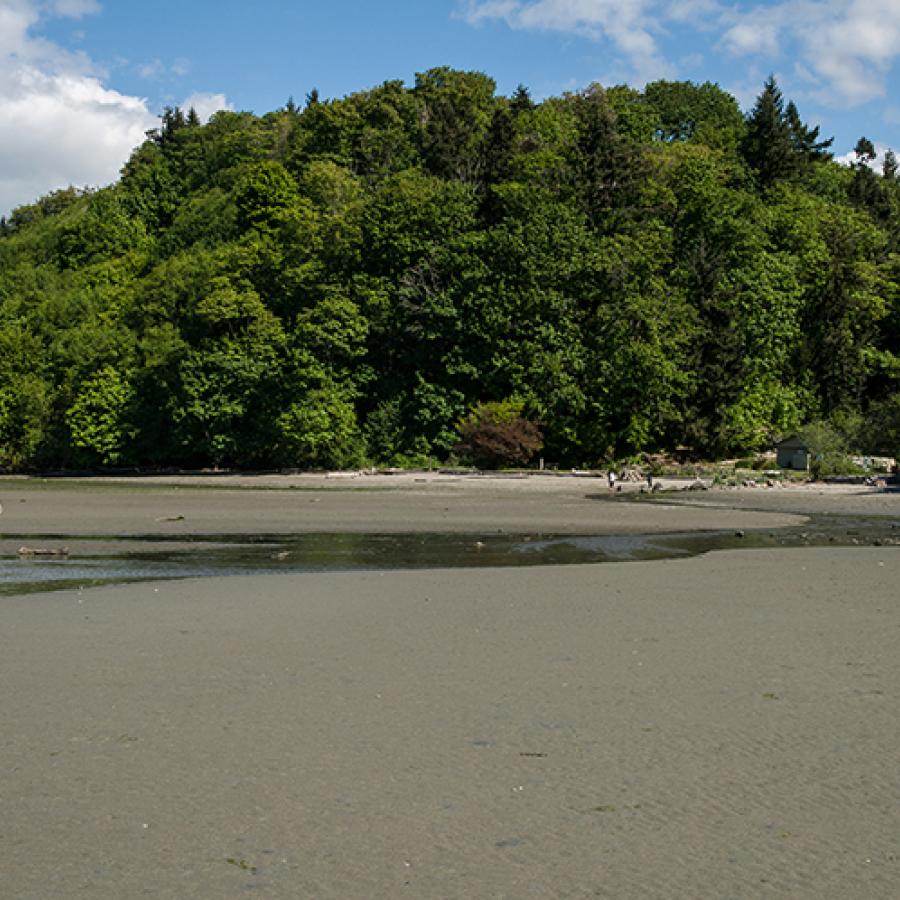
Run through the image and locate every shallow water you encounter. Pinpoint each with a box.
[3,515,900,597]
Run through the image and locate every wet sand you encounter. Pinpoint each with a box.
[0,473,806,543]
[1,479,899,898]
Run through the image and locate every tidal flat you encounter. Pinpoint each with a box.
[1,474,898,898]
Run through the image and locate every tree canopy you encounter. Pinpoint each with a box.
[2,71,898,470]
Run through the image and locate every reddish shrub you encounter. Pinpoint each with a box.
[457,405,543,469]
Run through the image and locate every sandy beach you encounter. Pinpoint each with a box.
[0,471,809,543]
[1,476,899,898]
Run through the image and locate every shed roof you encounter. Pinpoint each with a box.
[775,435,809,449]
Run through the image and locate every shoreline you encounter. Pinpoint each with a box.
[0,472,811,544]
[2,466,893,491]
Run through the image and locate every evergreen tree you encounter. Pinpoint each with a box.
[784,100,833,163]
[571,85,640,229]
[742,77,831,189]
[510,84,534,115]
[853,136,877,166]
[154,107,188,146]
[849,137,892,225]
[413,67,497,183]
[741,77,794,189]
[481,102,516,197]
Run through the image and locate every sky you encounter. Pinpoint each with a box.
[2,0,900,215]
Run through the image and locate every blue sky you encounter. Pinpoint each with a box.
[2,0,900,214]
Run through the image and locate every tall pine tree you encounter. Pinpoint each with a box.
[742,77,831,189]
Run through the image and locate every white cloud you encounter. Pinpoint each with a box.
[720,20,779,57]
[182,92,233,123]
[137,56,191,81]
[461,0,900,111]
[464,0,518,20]
[722,0,900,107]
[665,0,722,24]
[137,58,166,80]
[461,0,674,82]
[0,0,157,215]
[49,0,99,15]
[0,66,155,217]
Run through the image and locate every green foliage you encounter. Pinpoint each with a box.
[363,399,405,464]
[741,76,832,190]
[174,337,280,466]
[798,419,860,479]
[414,67,497,183]
[235,160,303,233]
[66,366,135,465]
[570,84,642,229]
[644,80,744,149]
[718,379,807,452]
[275,385,364,468]
[860,393,900,457]
[57,189,153,268]
[0,374,50,469]
[1,69,898,471]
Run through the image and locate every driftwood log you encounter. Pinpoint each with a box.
[17,547,70,559]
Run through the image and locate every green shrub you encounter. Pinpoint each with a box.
[797,420,863,479]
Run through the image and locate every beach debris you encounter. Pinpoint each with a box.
[734,530,745,538]
[519,751,547,758]
[271,550,290,560]
[17,546,69,559]
[156,514,185,522]
[225,857,257,875]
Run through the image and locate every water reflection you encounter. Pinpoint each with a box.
[1,521,897,597]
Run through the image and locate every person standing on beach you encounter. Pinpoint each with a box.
[608,469,617,489]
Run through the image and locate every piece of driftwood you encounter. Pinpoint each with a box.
[17,546,70,559]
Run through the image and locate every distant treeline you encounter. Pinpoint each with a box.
[2,69,900,470]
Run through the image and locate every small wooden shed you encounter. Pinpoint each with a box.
[775,435,810,470]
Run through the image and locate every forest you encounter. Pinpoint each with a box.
[1,69,899,471]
